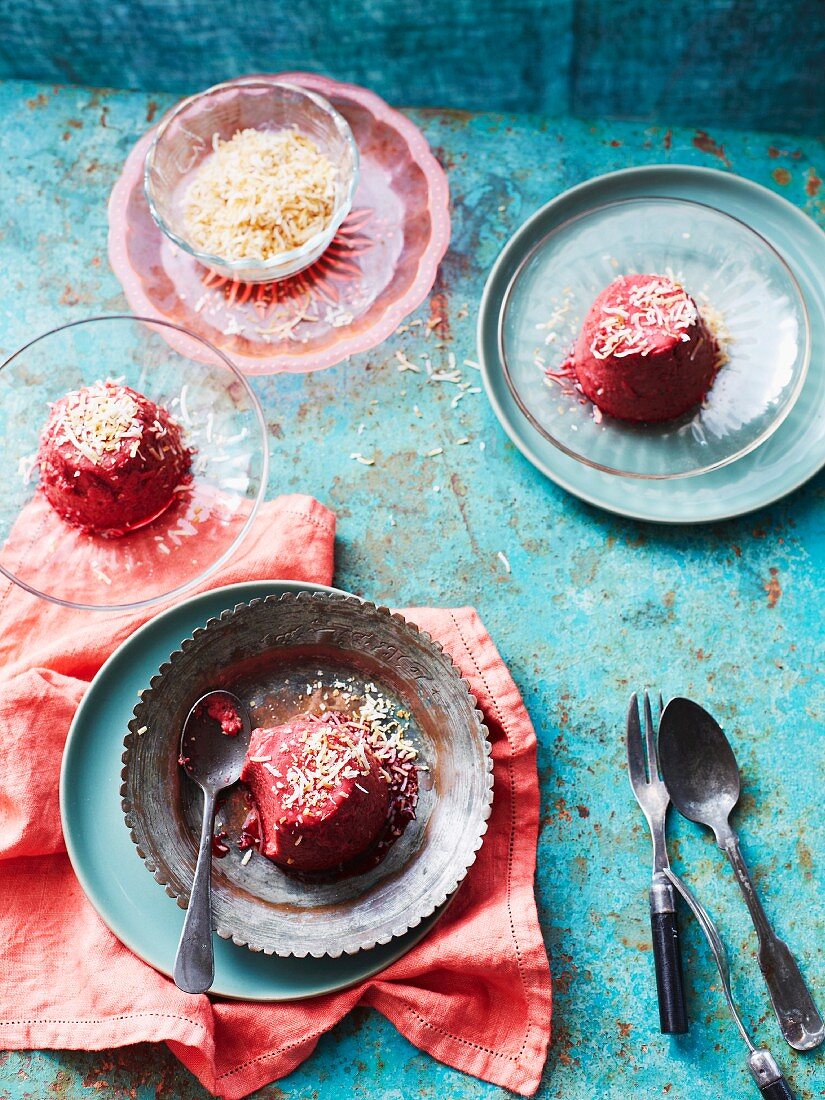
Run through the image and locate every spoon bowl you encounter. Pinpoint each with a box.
[658,696,740,841]
[179,690,251,792]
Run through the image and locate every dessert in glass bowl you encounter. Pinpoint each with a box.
[496,196,809,479]
[0,315,267,611]
[36,380,191,537]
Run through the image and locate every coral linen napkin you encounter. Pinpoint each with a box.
[0,494,551,1097]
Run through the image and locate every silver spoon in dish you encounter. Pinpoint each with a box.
[659,697,823,1052]
[174,690,251,995]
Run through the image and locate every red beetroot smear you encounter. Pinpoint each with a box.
[238,807,262,851]
[211,831,231,858]
[204,694,243,736]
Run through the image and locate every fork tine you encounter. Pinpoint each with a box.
[626,692,647,787]
[643,691,659,780]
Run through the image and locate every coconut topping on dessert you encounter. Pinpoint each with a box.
[277,715,376,811]
[240,695,419,875]
[589,276,699,361]
[50,382,146,463]
[241,712,391,873]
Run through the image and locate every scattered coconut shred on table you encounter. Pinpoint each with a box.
[388,308,487,447]
[394,343,483,412]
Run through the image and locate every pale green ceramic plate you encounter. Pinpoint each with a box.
[479,166,825,522]
[60,580,448,1001]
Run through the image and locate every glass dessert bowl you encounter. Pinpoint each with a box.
[499,197,810,479]
[144,78,360,283]
[0,315,267,611]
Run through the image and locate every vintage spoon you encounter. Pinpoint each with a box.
[659,697,824,1052]
[174,690,251,995]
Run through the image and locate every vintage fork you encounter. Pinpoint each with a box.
[626,691,688,1034]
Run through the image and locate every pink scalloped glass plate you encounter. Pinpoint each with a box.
[108,73,451,375]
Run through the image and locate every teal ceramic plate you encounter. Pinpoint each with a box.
[479,166,825,522]
[60,580,448,1001]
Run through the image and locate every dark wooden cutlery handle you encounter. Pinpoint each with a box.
[650,884,688,1034]
[759,1076,796,1099]
[749,1048,796,1099]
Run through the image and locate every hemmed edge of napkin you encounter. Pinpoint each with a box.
[0,504,552,1100]
[0,1012,213,1061]
[180,985,366,1098]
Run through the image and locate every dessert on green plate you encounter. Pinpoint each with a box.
[571,273,721,423]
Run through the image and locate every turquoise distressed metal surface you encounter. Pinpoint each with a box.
[0,0,823,132]
[0,79,823,1098]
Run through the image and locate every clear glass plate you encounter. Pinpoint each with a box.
[0,315,268,610]
[499,197,810,478]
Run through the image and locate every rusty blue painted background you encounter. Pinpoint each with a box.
[0,1,824,133]
[0,79,823,1098]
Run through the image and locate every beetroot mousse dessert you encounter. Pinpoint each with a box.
[240,712,391,873]
[572,274,720,423]
[37,381,191,536]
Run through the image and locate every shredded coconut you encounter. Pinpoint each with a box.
[590,276,699,361]
[183,127,338,261]
[50,381,142,465]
